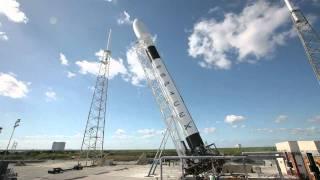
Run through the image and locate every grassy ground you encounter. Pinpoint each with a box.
[0,147,276,161]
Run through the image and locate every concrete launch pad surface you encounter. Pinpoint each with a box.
[10,160,180,180]
[9,160,295,180]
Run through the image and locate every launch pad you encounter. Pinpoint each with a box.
[3,156,298,180]
[1,0,319,179]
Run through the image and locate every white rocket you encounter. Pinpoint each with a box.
[133,19,205,152]
[284,0,303,22]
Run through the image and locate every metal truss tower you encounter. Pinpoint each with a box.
[285,0,320,84]
[79,30,111,166]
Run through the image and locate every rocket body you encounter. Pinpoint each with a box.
[284,0,295,12]
[133,19,204,151]
[284,0,302,23]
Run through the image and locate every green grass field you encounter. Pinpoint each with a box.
[0,147,276,161]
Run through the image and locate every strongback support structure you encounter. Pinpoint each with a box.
[133,19,205,156]
[133,43,186,158]
[147,129,170,177]
[11,141,18,152]
[133,19,223,176]
[79,30,111,166]
[284,0,320,84]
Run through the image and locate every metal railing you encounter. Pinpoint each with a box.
[159,155,286,180]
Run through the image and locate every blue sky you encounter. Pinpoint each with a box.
[0,0,319,150]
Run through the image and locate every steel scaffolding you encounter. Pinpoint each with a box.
[285,0,320,84]
[78,31,111,166]
[133,42,187,158]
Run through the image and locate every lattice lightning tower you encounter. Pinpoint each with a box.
[79,30,111,166]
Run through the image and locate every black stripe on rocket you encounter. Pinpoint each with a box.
[186,133,204,150]
[146,46,160,60]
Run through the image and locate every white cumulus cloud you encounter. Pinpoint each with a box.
[137,128,163,139]
[203,127,216,134]
[76,50,127,79]
[0,0,27,40]
[104,0,117,3]
[49,16,58,25]
[255,127,320,136]
[0,72,30,98]
[117,11,133,25]
[124,42,160,86]
[309,115,320,123]
[188,1,293,69]
[275,115,288,123]
[112,129,130,139]
[0,0,28,23]
[76,60,99,75]
[225,114,246,124]
[0,31,8,41]
[126,46,146,86]
[45,90,57,101]
[59,53,69,66]
[67,71,76,78]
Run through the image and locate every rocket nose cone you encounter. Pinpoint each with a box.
[133,18,150,39]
